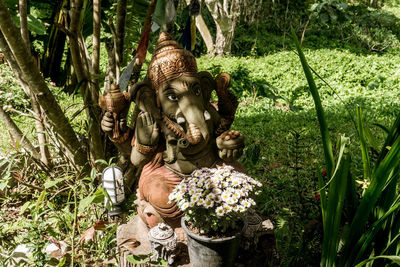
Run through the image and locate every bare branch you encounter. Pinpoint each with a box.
[54,22,74,37]
[12,172,45,191]
[0,108,41,160]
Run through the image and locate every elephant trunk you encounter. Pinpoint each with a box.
[186,123,202,145]
[180,102,209,145]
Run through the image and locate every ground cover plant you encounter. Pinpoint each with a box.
[1,0,400,266]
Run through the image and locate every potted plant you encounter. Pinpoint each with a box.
[169,165,261,267]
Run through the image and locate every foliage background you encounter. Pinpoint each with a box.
[1,0,400,266]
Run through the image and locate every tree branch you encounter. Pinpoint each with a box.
[54,22,74,38]
[12,172,45,191]
[0,108,41,160]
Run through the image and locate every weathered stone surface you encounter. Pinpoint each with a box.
[117,215,278,267]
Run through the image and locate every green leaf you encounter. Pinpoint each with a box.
[0,179,9,191]
[126,254,151,264]
[341,135,400,265]
[27,14,46,35]
[44,177,69,189]
[353,196,400,264]
[78,188,104,212]
[321,137,351,267]
[58,256,66,266]
[356,106,371,180]
[20,201,31,215]
[317,167,327,224]
[291,27,334,177]
[354,255,400,267]
[92,188,105,204]
[94,159,108,166]
[34,190,47,219]
[79,195,96,212]
[363,124,380,151]
[152,0,166,26]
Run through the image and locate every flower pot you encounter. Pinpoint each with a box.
[181,217,247,267]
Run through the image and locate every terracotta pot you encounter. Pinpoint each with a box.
[181,217,247,267]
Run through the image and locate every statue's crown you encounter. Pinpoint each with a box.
[148,32,197,90]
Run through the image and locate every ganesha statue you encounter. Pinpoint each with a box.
[101,32,245,229]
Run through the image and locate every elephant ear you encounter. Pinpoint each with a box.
[129,80,161,121]
[215,72,238,117]
[198,71,216,103]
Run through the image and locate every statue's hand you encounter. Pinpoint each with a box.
[135,112,160,146]
[101,112,114,135]
[101,112,128,136]
[216,130,244,162]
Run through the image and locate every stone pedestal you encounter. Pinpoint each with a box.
[117,215,277,267]
[117,215,151,267]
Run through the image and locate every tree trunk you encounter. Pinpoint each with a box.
[104,41,116,92]
[204,0,237,56]
[92,0,101,88]
[214,21,235,55]
[19,0,29,48]
[109,19,120,80]
[116,0,127,65]
[19,0,52,167]
[42,0,68,84]
[195,15,215,54]
[0,0,88,169]
[69,0,104,164]
[185,0,214,53]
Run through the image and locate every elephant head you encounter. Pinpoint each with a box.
[157,72,215,147]
[130,32,218,159]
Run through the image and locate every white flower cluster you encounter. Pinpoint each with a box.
[169,165,262,217]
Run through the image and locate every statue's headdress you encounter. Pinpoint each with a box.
[147,32,197,91]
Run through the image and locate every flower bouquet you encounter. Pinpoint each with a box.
[169,165,261,266]
[169,165,262,236]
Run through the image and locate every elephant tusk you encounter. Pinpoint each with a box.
[204,110,211,121]
[177,117,186,124]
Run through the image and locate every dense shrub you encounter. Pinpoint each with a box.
[231,0,400,55]
[307,1,400,52]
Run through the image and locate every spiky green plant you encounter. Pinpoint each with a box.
[292,28,400,267]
